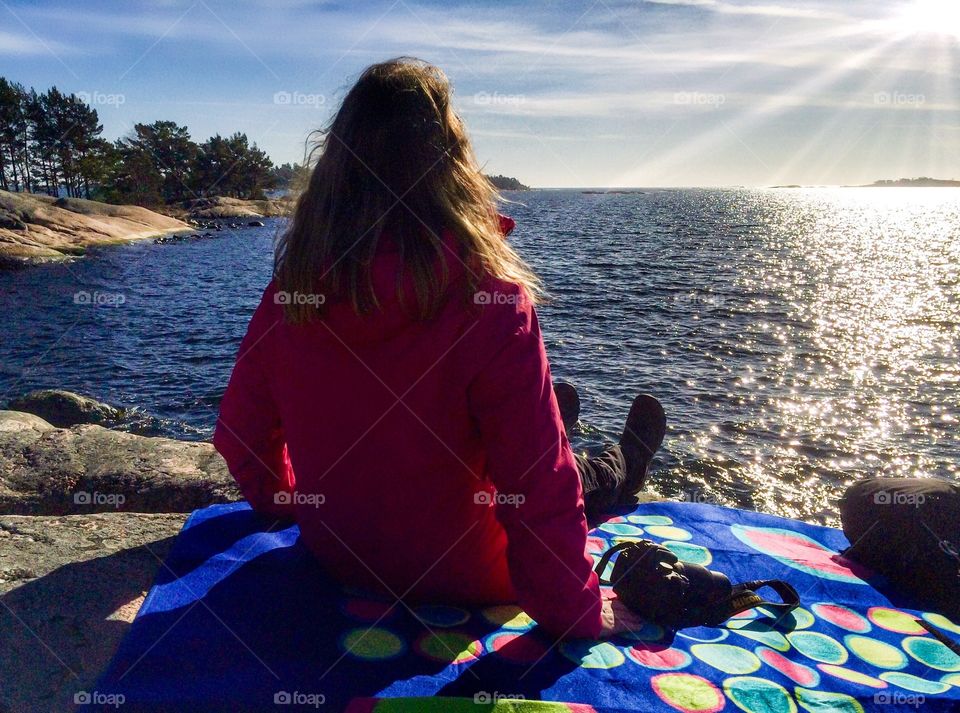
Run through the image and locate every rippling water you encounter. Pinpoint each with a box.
[2,188,958,523]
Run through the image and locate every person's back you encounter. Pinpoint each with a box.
[227,255,560,609]
[215,58,637,640]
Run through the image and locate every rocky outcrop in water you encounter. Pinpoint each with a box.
[0,190,189,268]
[180,195,292,219]
[6,389,123,428]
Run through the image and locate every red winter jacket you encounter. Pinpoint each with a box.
[213,217,602,639]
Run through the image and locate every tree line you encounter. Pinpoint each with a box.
[0,77,298,205]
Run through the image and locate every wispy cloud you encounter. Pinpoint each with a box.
[0,26,77,56]
[640,0,844,19]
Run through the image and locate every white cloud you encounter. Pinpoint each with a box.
[460,88,959,120]
[640,0,844,20]
[0,29,76,56]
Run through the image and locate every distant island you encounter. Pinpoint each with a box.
[771,178,960,189]
[863,177,960,188]
[582,189,646,195]
[486,174,530,191]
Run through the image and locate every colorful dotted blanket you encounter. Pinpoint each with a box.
[94,501,960,712]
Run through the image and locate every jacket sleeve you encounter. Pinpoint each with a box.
[213,284,296,520]
[467,285,602,640]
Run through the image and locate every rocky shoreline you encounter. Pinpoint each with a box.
[161,195,292,220]
[0,190,190,268]
[0,391,242,712]
[0,191,293,269]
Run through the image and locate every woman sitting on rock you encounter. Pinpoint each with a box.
[214,58,663,640]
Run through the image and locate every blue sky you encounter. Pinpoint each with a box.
[1,0,958,187]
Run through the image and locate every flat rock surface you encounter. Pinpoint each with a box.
[0,190,188,267]
[0,410,241,515]
[0,512,187,713]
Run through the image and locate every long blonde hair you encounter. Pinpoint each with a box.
[275,57,541,323]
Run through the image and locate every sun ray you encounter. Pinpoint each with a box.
[614,35,901,186]
[612,0,958,188]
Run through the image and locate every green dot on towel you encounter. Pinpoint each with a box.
[844,634,908,670]
[599,522,645,537]
[559,640,626,669]
[794,687,863,713]
[902,636,960,672]
[626,514,674,526]
[691,644,761,674]
[645,525,693,541]
[786,631,848,664]
[341,627,404,661]
[879,671,951,694]
[723,676,796,713]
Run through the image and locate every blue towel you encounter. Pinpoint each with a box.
[93,501,960,711]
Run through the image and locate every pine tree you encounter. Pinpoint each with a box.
[99,140,162,206]
[124,121,199,203]
[0,78,31,192]
[194,132,275,199]
[0,76,276,204]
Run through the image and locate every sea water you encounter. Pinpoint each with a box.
[2,188,957,523]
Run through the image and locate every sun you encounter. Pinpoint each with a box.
[900,0,960,37]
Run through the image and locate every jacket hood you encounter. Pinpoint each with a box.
[313,215,516,346]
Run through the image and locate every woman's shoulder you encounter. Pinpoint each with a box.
[245,280,285,332]
[469,275,536,337]
[472,275,529,308]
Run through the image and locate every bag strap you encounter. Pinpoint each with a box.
[593,541,637,585]
[593,542,801,628]
[701,579,800,627]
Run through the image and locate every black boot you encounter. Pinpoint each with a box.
[618,394,666,500]
[553,382,580,434]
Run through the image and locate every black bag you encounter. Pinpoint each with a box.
[594,539,800,629]
[840,477,960,620]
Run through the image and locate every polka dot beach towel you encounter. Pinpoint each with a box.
[94,501,960,712]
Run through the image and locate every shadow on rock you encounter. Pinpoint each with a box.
[0,511,184,712]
